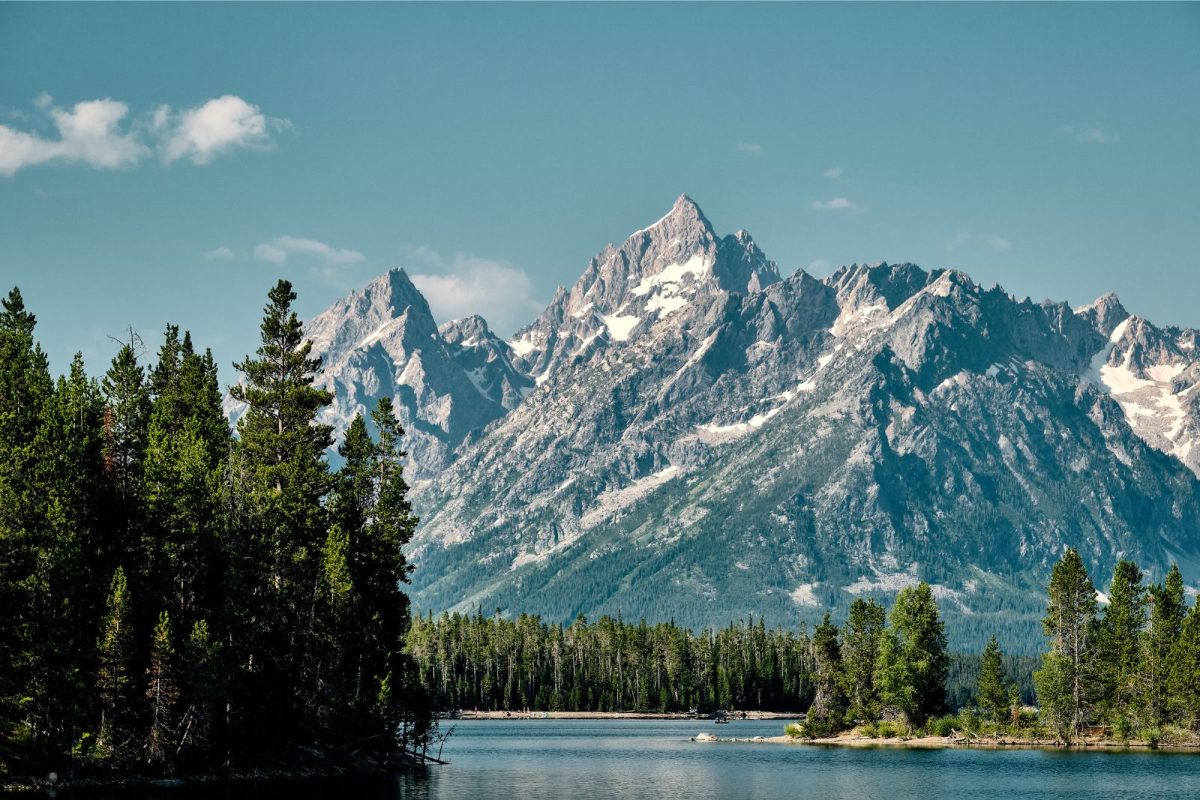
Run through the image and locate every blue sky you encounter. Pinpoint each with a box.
[2,2,1198,379]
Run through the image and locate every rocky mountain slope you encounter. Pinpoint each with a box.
[282,196,1200,649]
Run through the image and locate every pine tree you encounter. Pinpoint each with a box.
[1038,548,1098,737]
[0,288,54,741]
[96,568,135,762]
[841,598,885,722]
[888,582,949,724]
[1095,560,1145,727]
[977,635,1008,724]
[873,628,915,723]
[805,614,844,733]
[1034,651,1075,742]
[145,611,180,766]
[229,279,332,747]
[101,339,151,570]
[1141,564,1186,726]
[1167,600,1200,727]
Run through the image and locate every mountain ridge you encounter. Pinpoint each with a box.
[264,196,1200,649]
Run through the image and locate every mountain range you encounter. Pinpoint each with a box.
[282,195,1200,650]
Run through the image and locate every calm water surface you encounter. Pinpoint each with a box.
[65,718,1200,799]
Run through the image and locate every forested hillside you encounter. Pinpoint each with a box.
[0,283,430,782]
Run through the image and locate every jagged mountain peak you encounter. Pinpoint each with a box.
[1076,291,1130,338]
[439,314,494,346]
[634,193,712,236]
[508,195,780,377]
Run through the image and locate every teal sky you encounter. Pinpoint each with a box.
[2,2,1198,379]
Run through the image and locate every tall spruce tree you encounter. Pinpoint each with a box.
[841,598,885,722]
[1141,564,1186,726]
[1037,548,1098,737]
[1096,560,1145,727]
[805,614,844,733]
[888,582,949,724]
[977,635,1009,724]
[229,279,332,748]
[96,568,135,762]
[0,288,54,741]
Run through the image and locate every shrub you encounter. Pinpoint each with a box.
[927,714,958,737]
[784,723,803,739]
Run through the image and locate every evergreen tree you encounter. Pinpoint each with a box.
[1034,652,1075,741]
[229,279,333,747]
[1167,600,1200,727]
[977,635,1008,724]
[1095,560,1145,727]
[841,598,885,722]
[1038,548,1098,737]
[0,288,54,741]
[805,614,844,733]
[145,611,180,766]
[96,569,135,762]
[1141,564,1186,726]
[873,628,916,723]
[888,582,949,724]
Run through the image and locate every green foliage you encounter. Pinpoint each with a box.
[884,583,949,724]
[841,598,885,723]
[407,611,815,713]
[0,283,430,779]
[976,635,1008,723]
[1039,548,1097,738]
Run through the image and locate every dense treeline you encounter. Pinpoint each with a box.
[0,283,430,781]
[1033,549,1200,742]
[407,612,816,713]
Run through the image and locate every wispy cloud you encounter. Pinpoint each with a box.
[806,258,832,274]
[809,197,860,212]
[204,245,235,261]
[0,98,147,176]
[254,236,364,266]
[736,141,764,156]
[1060,125,1120,145]
[821,167,843,179]
[0,93,288,176]
[157,95,286,165]
[404,246,544,337]
[945,231,1011,253]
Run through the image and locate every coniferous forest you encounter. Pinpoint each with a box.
[409,562,1200,745]
[0,283,432,781]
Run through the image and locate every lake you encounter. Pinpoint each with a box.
[56,719,1200,799]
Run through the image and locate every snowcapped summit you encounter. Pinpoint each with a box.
[507,195,780,380]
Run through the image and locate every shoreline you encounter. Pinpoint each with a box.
[449,710,802,721]
[692,731,1200,753]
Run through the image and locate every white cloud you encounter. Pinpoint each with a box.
[254,236,364,266]
[1060,125,1120,145]
[204,246,235,260]
[945,231,1011,253]
[159,95,282,165]
[405,247,544,337]
[809,197,860,212]
[806,258,832,274]
[0,93,287,176]
[822,167,843,179]
[0,98,148,176]
[944,231,972,252]
[736,141,764,156]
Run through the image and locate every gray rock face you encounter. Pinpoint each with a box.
[273,197,1200,649]
[303,269,510,477]
[439,315,533,413]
